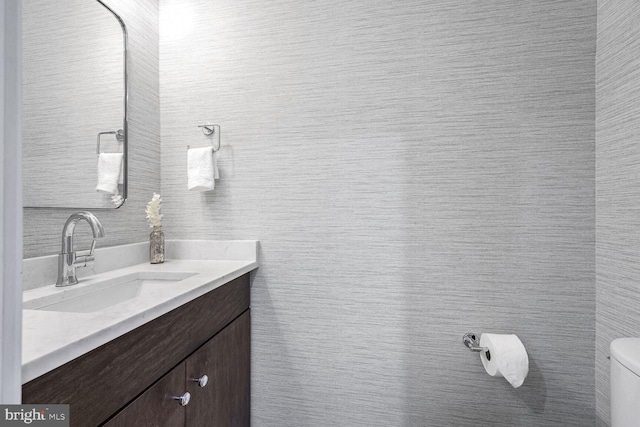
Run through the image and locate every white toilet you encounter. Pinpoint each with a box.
[610,338,640,427]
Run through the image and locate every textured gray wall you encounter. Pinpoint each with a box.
[595,1,640,425]
[160,0,596,425]
[22,0,160,258]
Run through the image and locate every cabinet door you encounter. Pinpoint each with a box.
[186,310,250,427]
[103,362,187,427]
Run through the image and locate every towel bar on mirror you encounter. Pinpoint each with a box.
[96,129,124,156]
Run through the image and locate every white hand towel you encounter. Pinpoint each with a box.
[96,153,123,194]
[188,147,216,191]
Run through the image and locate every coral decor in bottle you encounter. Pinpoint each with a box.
[146,193,164,264]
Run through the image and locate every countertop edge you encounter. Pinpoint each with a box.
[22,261,258,384]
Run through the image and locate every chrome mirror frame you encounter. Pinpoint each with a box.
[96,0,128,207]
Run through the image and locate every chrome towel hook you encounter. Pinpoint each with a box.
[197,124,221,151]
[198,124,215,136]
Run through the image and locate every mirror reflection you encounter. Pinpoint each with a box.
[22,0,128,209]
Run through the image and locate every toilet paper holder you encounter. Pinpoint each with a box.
[462,333,491,360]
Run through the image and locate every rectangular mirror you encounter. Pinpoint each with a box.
[22,0,128,209]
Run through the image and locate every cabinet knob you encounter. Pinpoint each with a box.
[190,374,209,388]
[172,392,191,407]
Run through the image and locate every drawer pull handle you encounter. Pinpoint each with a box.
[190,374,209,388]
[172,392,191,406]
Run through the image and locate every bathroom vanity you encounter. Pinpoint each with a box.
[21,241,257,427]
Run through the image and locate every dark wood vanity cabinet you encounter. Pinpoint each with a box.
[22,274,251,427]
[104,311,250,427]
[186,310,250,427]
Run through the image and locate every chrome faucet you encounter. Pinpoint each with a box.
[56,211,105,287]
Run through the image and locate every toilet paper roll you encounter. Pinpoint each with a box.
[479,333,529,388]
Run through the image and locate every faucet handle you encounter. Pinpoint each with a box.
[74,240,98,267]
[74,254,95,267]
[74,240,97,259]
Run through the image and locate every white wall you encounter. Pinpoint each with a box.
[160,0,596,425]
[1,0,23,404]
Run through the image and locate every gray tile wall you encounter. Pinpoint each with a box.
[22,0,160,258]
[160,0,596,425]
[595,1,640,425]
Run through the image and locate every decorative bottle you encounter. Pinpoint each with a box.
[150,225,165,264]
[146,193,164,264]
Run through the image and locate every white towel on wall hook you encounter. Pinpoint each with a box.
[188,146,216,191]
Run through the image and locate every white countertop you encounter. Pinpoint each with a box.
[22,240,258,384]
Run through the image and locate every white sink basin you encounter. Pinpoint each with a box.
[23,271,198,313]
